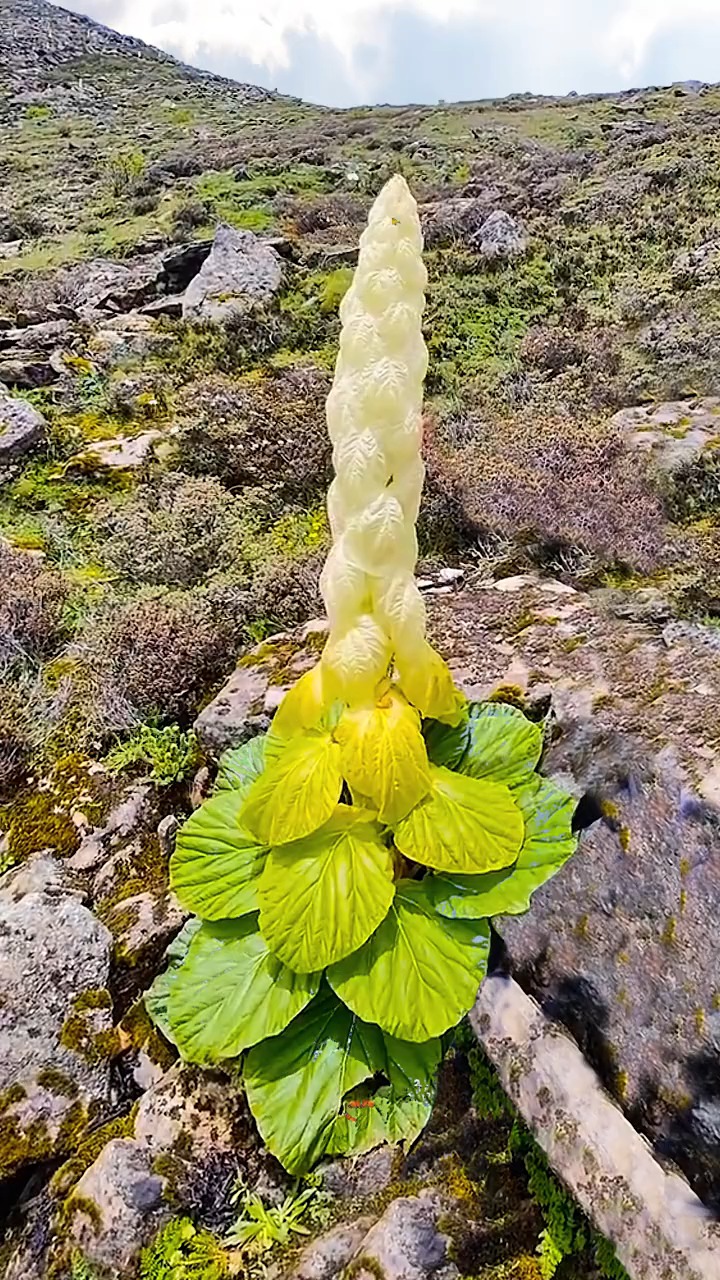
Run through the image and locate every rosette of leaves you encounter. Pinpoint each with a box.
[145,175,579,1174]
[146,696,577,1173]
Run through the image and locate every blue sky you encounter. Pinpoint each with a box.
[63,0,720,107]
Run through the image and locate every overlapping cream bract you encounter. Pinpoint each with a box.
[313,175,460,718]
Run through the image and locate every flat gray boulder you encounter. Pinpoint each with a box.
[59,255,164,322]
[610,396,720,474]
[0,385,46,459]
[182,223,283,324]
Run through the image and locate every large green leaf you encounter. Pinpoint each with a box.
[241,732,343,845]
[327,1032,441,1156]
[425,701,543,782]
[423,711,471,770]
[170,791,267,920]
[393,765,523,874]
[167,916,320,1062]
[427,776,578,920]
[460,702,543,784]
[258,807,395,972]
[144,918,201,1050]
[244,986,384,1173]
[216,735,267,797]
[328,880,490,1040]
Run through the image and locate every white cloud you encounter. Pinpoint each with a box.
[604,0,720,77]
[112,0,497,86]
[65,0,720,105]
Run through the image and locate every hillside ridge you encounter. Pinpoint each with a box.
[0,0,276,98]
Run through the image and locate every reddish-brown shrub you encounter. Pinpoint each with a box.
[174,365,332,505]
[0,545,67,669]
[284,193,368,236]
[0,680,30,801]
[424,411,667,575]
[247,553,324,630]
[96,474,248,588]
[77,591,235,727]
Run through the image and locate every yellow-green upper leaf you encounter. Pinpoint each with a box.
[335,687,431,824]
[394,765,523,873]
[270,664,335,742]
[258,806,395,972]
[395,639,465,724]
[240,733,343,845]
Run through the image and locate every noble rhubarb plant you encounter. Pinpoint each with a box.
[146,176,579,1173]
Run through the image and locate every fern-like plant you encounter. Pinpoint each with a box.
[145,175,579,1173]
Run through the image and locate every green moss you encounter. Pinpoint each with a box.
[559,635,586,653]
[152,1151,186,1206]
[60,990,119,1065]
[96,830,169,913]
[60,1016,120,1064]
[37,1067,80,1098]
[0,753,108,862]
[74,989,113,1013]
[238,631,328,688]
[120,1000,176,1071]
[661,916,677,946]
[344,1257,386,1280]
[58,1193,104,1235]
[51,1108,137,1197]
[55,1101,92,1155]
[0,1108,57,1178]
[0,1082,27,1111]
[488,684,527,711]
[574,914,590,939]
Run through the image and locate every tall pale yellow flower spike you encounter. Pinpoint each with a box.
[270,175,464,777]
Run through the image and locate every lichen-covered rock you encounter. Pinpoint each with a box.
[473,976,720,1280]
[68,429,166,471]
[0,884,113,1178]
[193,662,272,756]
[68,784,154,873]
[281,1218,375,1280]
[63,1064,269,1273]
[193,622,327,756]
[182,223,283,324]
[67,1138,169,1272]
[673,239,720,283]
[59,255,164,321]
[610,396,720,474]
[106,889,187,966]
[0,385,46,457]
[133,1062,246,1159]
[475,210,526,261]
[159,237,213,292]
[350,1192,459,1280]
[0,852,81,901]
[419,197,491,247]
